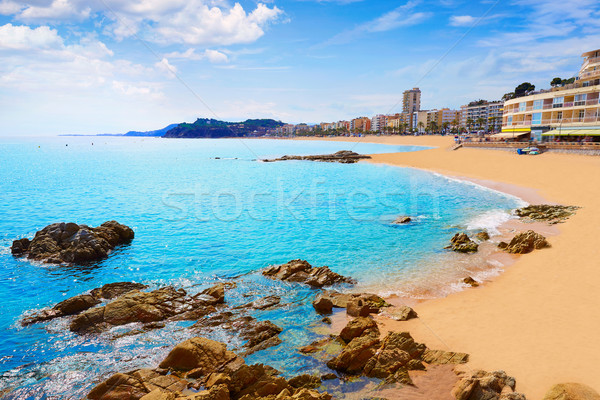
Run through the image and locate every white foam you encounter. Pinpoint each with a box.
[466,209,514,236]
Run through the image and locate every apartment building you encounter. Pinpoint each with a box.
[502,48,600,141]
[351,117,371,132]
[371,114,387,132]
[460,100,503,132]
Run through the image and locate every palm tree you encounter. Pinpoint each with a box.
[442,122,450,134]
[417,121,425,134]
[476,117,486,132]
[430,121,439,134]
[466,118,474,134]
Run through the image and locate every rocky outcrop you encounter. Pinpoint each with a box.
[393,216,412,224]
[463,277,480,287]
[312,291,390,316]
[263,259,355,288]
[515,205,579,224]
[11,221,134,264]
[262,150,371,164]
[448,233,479,253]
[498,230,550,254]
[193,313,283,355]
[87,336,332,400]
[379,305,418,321]
[70,284,226,333]
[542,383,600,400]
[22,282,148,326]
[452,370,526,400]
[324,317,467,386]
[475,231,490,241]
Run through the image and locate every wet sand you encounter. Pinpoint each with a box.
[296,135,600,398]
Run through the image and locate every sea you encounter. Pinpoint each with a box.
[0,136,524,399]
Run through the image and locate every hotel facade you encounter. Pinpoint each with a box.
[501,49,600,141]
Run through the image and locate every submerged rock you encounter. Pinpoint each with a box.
[11,221,134,264]
[263,259,355,288]
[87,336,333,400]
[22,282,148,326]
[449,233,479,253]
[452,370,526,400]
[393,216,412,224]
[515,204,579,224]
[498,230,550,254]
[475,231,490,241]
[542,383,600,400]
[262,150,371,164]
[463,277,480,287]
[70,284,225,333]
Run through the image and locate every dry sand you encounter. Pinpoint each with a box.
[297,135,600,399]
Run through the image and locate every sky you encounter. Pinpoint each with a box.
[0,0,599,135]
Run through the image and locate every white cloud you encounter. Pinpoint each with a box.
[4,1,283,46]
[155,57,177,77]
[204,49,228,63]
[0,23,62,50]
[449,15,476,27]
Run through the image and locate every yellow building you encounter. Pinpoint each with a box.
[501,49,600,141]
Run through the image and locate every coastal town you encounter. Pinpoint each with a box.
[270,48,600,146]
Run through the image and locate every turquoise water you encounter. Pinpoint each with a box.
[0,137,521,398]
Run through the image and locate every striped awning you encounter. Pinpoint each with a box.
[490,132,530,139]
[501,127,531,133]
[542,129,600,136]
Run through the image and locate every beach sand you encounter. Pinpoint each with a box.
[298,135,600,399]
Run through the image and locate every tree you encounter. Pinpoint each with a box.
[551,77,563,87]
[514,82,535,97]
[502,92,515,101]
[442,122,450,134]
[476,117,486,130]
[417,121,425,133]
[430,121,439,134]
[466,118,474,133]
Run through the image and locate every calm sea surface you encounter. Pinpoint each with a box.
[0,137,522,398]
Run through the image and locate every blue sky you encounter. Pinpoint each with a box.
[1,0,599,135]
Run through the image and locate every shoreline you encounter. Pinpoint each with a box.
[292,135,600,398]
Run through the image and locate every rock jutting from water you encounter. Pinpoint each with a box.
[312,290,392,317]
[393,216,412,224]
[262,150,371,164]
[262,259,355,288]
[498,230,550,254]
[11,221,135,264]
[87,336,333,400]
[448,233,479,253]
[22,282,148,326]
[514,204,579,224]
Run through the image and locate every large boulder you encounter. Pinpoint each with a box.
[498,230,550,254]
[263,260,355,288]
[263,151,371,164]
[339,317,379,343]
[22,281,148,326]
[543,383,600,400]
[449,233,479,253]
[70,284,225,333]
[159,337,239,373]
[452,370,525,400]
[11,221,134,264]
[312,291,389,316]
[515,205,579,224]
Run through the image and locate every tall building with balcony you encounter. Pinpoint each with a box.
[460,100,503,132]
[403,88,421,128]
[371,114,387,132]
[351,117,371,132]
[501,49,600,141]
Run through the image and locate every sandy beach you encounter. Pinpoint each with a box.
[298,135,600,399]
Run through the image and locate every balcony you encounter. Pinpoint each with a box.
[581,55,600,70]
[579,69,600,80]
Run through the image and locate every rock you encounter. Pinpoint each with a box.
[515,205,579,224]
[475,231,490,241]
[10,238,30,255]
[87,372,149,400]
[421,349,469,365]
[238,319,283,355]
[238,295,281,311]
[200,283,226,304]
[393,216,412,224]
[380,306,418,321]
[263,259,355,288]
[70,285,224,333]
[288,375,321,390]
[463,277,480,287]
[312,296,333,314]
[326,335,381,374]
[11,221,134,264]
[339,317,379,343]
[362,332,424,384]
[499,230,550,254]
[315,291,389,315]
[159,337,239,373]
[452,370,524,400]
[22,281,148,326]
[543,383,600,400]
[263,150,371,164]
[449,233,479,253]
[90,282,149,300]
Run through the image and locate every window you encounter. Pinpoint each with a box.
[574,94,587,106]
[578,110,585,121]
[557,112,563,121]
[519,102,526,112]
[553,97,564,108]
[507,116,513,125]
[533,100,543,110]
[532,113,542,125]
